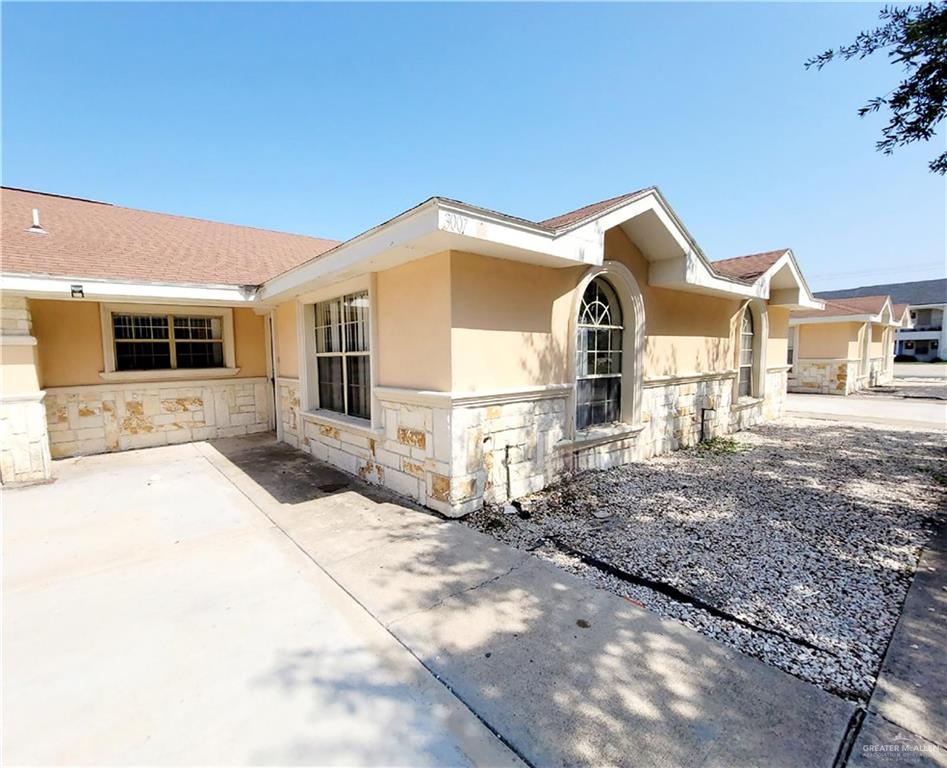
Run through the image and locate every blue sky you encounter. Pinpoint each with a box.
[3,2,944,291]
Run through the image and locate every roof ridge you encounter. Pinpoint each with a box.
[1,186,112,206]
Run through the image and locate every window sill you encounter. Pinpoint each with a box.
[558,422,645,451]
[301,409,382,439]
[99,367,241,383]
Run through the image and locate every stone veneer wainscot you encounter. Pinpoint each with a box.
[278,370,788,517]
[45,378,271,458]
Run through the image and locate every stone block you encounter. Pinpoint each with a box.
[397,427,426,449]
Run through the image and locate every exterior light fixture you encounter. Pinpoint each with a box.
[70,285,84,299]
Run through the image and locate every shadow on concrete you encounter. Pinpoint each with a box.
[468,419,945,704]
[208,433,409,507]
[197,430,855,768]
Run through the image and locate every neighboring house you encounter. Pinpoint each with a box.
[788,296,909,395]
[0,185,822,514]
[817,278,947,362]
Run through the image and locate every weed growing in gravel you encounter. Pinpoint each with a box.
[690,436,751,455]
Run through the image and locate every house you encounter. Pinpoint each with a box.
[0,185,822,514]
[788,296,909,394]
[817,279,947,362]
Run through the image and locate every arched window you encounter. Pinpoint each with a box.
[738,309,754,397]
[576,277,623,429]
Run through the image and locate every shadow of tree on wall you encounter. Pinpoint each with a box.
[203,432,853,768]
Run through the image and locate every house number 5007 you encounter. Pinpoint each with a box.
[443,212,468,234]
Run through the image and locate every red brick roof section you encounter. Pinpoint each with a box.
[1,187,340,286]
[792,295,891,320]
[710,250,788,281]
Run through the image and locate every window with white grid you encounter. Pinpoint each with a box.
[576,277,623,430]
[313,291,371,420]
[112,312,224,371]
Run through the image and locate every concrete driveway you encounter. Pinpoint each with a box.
[5,434,858,767]
[893,362,947,380]
[3,443,518,767]
[786,391,947,430]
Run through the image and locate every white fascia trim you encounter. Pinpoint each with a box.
[790,315,876,326]
[259,201,441,302]
[260,199,596,302]
[435,201,594,264]
[1,274,256,306]
[759,251,823,309]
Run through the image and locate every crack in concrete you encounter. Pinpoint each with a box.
[386,554,531,629]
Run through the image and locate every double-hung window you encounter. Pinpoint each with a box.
[112,312,224,371]
[313,291,371,420]
[576,277,623,430]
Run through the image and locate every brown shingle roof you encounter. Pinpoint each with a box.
[1,187,339,286]
[710,249,788,281]
[792,295,890,320]
[538,189,651,231]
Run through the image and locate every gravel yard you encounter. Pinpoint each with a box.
[464,417,946,701]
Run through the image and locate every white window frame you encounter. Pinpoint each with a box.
[567,262,646,440]
[99,302,238,381]
[733,301,768,402]
[297,275,379,430]
[575,277,624,431]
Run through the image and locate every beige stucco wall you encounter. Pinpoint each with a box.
[449,251,576,391]
[796,321,861,360]
[0,344,41,394]
[376,252,453,391]
[870,324,887,358]
[31,300,104,387]
[233,308,267,377]
[602,228,741,379]
[767,307,790,369]
[274,300,298,378]
[30,299,267,388]
[445,229,748,391]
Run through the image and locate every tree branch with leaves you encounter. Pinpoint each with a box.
[807,3,947,174]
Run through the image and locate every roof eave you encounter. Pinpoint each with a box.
[0,272,259,306]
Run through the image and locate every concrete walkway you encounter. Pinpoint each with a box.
[3,444,519,767]
[201,435,855,768]
[849,520,947,767]
[786,392,947,430]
